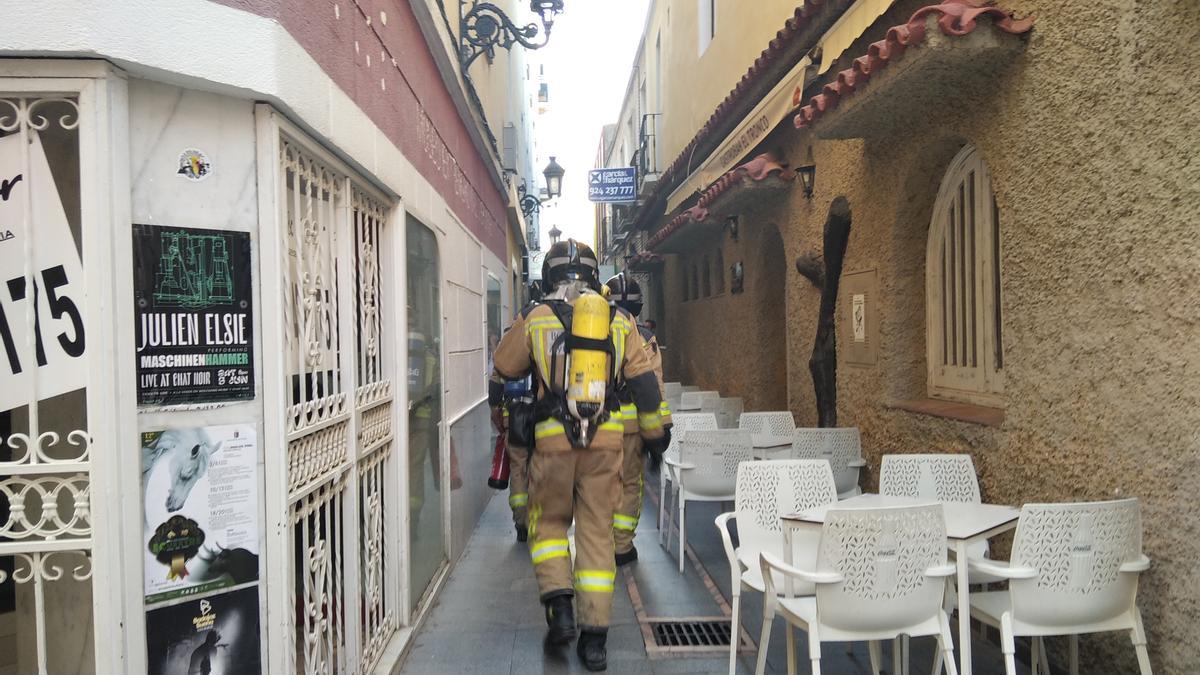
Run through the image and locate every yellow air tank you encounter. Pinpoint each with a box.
[565,292,612,445]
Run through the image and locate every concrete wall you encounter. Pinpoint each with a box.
[660,1,1200,671]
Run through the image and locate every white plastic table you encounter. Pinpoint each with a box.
[781,494,1019,675]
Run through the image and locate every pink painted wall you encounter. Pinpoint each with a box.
[214,0,508,258]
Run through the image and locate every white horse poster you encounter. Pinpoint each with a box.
[141,423,260,604]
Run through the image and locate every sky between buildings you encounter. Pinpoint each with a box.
[536,0,651,249]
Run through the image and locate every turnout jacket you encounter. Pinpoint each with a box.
[621,326,672,434]
[491,302,665,453]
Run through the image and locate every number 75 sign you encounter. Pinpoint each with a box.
[0,132,87,412]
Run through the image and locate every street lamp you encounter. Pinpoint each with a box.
[543,156,565,199]
[548,225,562,244]
[797,164,816,199]
[460,0,566,70]
[520,157,567,218]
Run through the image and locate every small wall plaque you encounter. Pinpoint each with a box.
[842,269,878,366]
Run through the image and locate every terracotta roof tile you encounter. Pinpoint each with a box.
[793,0,1034,129]
[641,1,829,223]
[647,153,793,251]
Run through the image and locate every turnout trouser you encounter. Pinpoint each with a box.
[613,433,644,554]
[507,443,529,527]
[528,446,622,629]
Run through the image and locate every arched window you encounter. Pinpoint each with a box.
[715,249,725,294]
[691,264,700,301]
[701,256,712,297]
[681,262,690,301]
[926,145,1004,405]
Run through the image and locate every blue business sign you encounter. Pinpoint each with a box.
[588,167,638,203]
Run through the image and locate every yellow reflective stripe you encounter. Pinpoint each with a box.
[613,514,638,531]
[600,419,625,433]
[509,493,528,507]
[659,401,671,415]
[638,412,662,431]
[620,404,636,419]
[535,419,566,439]
[531,538,571,564]
[574,569,616,593]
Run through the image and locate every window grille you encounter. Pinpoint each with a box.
[0,92,96,675]
[925,145,1004,405]
[272,123,398,674]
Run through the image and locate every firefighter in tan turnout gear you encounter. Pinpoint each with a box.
[489,240,669,671]
[605,273,672,566]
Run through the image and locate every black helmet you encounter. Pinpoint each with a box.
[604,272,643,317]
[541,239,600,293]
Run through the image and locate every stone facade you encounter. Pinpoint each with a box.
[657,1,1200,671]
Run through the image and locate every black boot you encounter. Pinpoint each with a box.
[515,524,528,543]
[614,546,638,567]
[577,628,608,671]
[543,594,576,645]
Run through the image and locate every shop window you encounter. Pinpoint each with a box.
[715,249,725,294]
[926,145,1004,406]
[702,256,712,297]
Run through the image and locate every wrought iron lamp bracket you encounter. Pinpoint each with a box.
[518,181,543,218]
[460,1,553,70]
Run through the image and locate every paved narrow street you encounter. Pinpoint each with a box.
[399,472,1010,674]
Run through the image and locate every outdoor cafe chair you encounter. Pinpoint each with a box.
[791,427,866,499]
[664,429,753,573]
[679,390,720,412]
[739,411,797,459]
[681,385,701,393]
[739,411,797,437]
[664,381,684,400]
[880,453,999,671]
[715,460,837,675]
[880,454,998,582]
[967,498,1153,675]
[657,412,718,547]
[756,504,959,675]
[715,396,744,428]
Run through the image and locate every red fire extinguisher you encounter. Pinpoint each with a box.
[488,432,509,489]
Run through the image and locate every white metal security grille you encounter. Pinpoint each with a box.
[926,145,1004,405]
[267,116,398,674]
[0,94,96,675]
[352,188,396,672]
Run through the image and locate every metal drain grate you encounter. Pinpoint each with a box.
[649,619,732,648]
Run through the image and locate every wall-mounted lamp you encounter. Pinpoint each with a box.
[797,164,816,199]
[519,156,567,218]
[460,0,565,69]
[730,261,745,294]
[725,215,739,241]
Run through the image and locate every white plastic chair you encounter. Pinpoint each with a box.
[665,429,753,573]
[657,413,719,547]
[715,460,837,675]
[968,499,1152,675]
[880,453,997,672]
[880,454,996,580]
[664,382,684,400]
[679,390,720,411]
[739,411,797,436]
[681,385,701,393]
[756,504,959,675]
[791,428,866,499]
[715,397,744,429]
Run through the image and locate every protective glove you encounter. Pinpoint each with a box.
[642,425,671,472]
